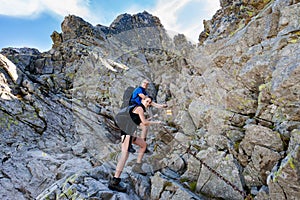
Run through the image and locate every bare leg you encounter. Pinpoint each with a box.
[132,137,147,163]
[140,124,148,140]
[114,135,130,178]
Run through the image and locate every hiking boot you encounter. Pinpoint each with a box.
[132,163,147,176]
[128,144,136,153]
[108,177,127,192]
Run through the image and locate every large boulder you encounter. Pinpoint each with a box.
[268,145,300,200]
[195,148,244,200]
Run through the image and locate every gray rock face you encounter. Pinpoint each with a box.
[268,145,300,200]
[1,1,300,199]
[109,11,163,33]
[196,148,244,200]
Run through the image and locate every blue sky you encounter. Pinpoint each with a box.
[0,0,220,52]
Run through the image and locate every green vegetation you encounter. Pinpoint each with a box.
[180,177,189,183]
[272,154,296,182]
[290,39,298,43]
[234,141,241,151]
[287,155,296,170]
[264,0,273,4]
[247,11,254,17]
[0,113,19,131]
[109,151,120,161]
[163,181,173,188]
[189,181,197,192]
[45,195,51,200]
[192,144,202,151]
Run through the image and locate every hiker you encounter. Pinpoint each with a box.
[130,79,167,109]
[109,96,162,192]
[129,79,167,152]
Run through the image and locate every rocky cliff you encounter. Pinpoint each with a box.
[1,1,299,200]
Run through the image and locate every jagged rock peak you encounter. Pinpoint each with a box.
[110,11,163,31]
[54,12,165,47]
[61,15,97,41]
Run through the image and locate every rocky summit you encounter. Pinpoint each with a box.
[1,1,300,200]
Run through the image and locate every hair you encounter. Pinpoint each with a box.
[141,79,149,84]
[145,96,153,101]
[143,96,153,105]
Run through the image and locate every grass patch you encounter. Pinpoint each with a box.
[189,181,197,192]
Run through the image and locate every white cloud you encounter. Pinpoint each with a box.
[150,0,220,42]
[0,0,40,17]
[151,0,193,30]
[0,0,94,20]
[42,0,91,18]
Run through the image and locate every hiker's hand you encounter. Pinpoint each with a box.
[162,104,168,108]
[158,121,167,125]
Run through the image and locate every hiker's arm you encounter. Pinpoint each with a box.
[138,93,147,100]
[151,101,168,109]
[136,107,161,126]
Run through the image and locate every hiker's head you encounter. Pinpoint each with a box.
[142,96,152,108]
[141,79,149,88]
